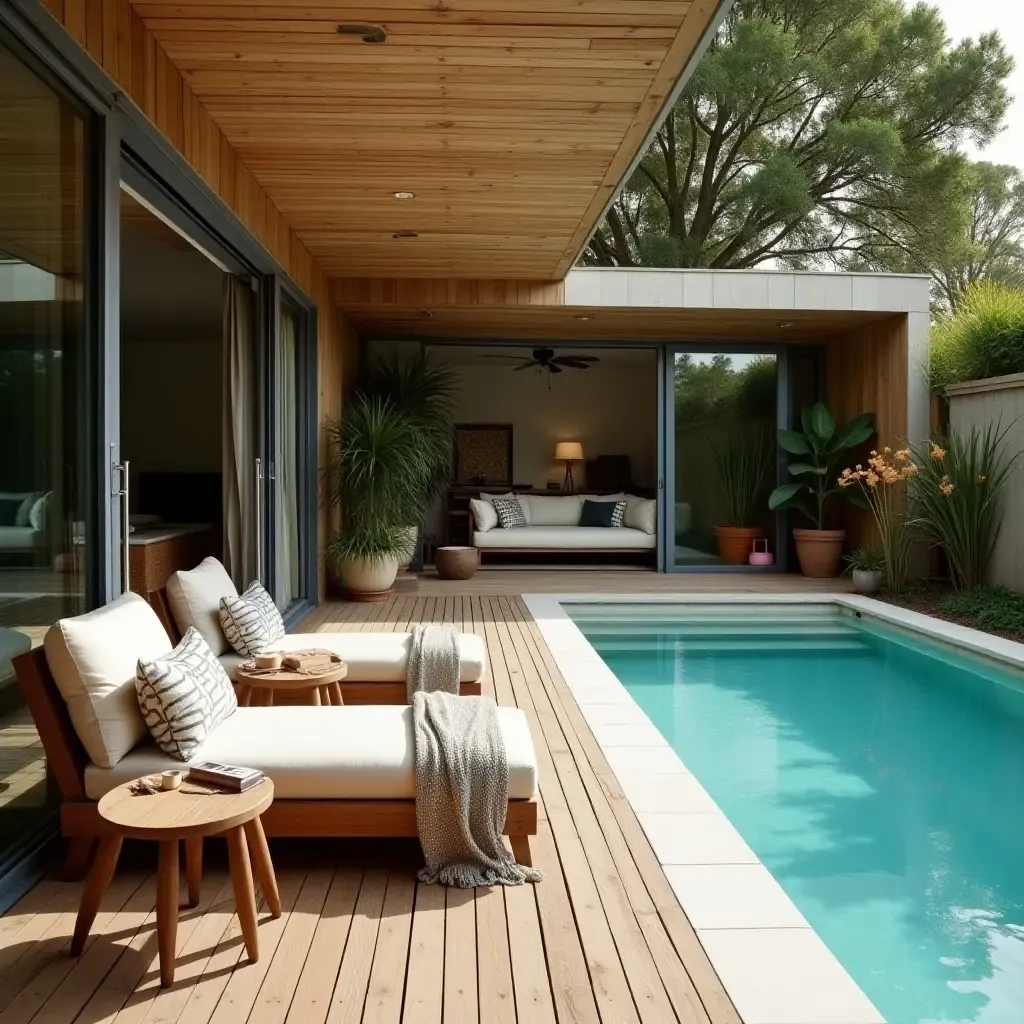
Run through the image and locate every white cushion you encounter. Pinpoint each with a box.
[167,557,237,656]
[474,526,655,550]
[0,526,40,551]
[83,704,538,801]
[28,492,51,531]
[521,494,581,526]
[137,627,238,761]
[220,580,285,657]
[44,592,173,768]
[625,497,657,535]
[469,498,497,533]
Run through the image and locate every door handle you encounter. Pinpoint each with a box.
[111,458,130,594]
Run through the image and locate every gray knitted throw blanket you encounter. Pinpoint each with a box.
[406,623,461,703]
[413,690,542,887]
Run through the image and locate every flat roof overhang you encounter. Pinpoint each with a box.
[128,0,731,280]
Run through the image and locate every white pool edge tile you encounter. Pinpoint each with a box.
[525,592,891,1024]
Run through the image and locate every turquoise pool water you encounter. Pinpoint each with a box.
[570,603,1024,1024]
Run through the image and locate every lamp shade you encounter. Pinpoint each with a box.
[555,441,584,462]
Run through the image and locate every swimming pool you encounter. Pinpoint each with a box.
[568,602,1024,1024]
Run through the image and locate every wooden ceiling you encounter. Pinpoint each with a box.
[129,0,725,279]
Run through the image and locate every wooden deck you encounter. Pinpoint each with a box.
[0,591,763,1024]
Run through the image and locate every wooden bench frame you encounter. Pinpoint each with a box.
[13,646,536,880]
[149,587,483,704]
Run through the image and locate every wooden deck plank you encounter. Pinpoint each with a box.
[401,883,444,1023]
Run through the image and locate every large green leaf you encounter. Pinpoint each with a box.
[787,462,825,476]
[843,485,871,509]
[828,412,876,453]
[768,482,805,510]
[777,429,811,455]
[801,404,835,451]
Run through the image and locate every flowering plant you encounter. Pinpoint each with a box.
[838,447,917,594]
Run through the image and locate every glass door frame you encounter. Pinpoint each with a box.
[660,342,791,573]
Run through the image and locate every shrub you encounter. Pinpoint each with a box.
[931,282,1024,391]
[939,586,1024,634]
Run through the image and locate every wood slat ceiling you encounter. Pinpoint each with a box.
[129,0,724,279]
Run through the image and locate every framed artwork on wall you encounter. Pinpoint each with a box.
[453,423,513,486]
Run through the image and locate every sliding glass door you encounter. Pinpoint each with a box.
[665,347,783,570]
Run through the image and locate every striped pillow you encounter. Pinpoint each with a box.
[610,500,627,527]
[219,580,286,657]
[136,627,238,761]
[492,497,528,529]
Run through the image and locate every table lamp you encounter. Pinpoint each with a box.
[555,441,584,493]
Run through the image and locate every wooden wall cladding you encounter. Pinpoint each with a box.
[39,0,356,598]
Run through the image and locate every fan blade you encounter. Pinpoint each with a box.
[482,354,533,361]
[565,355,600,362]
[548,363,564,373]
[554,358,596,369]
[513,361,538,371]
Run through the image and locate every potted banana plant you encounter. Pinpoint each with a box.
[768,404,874,578]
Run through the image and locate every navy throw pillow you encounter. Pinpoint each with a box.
[579,499,615,527]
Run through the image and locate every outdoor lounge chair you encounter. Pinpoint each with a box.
[14,593,538,880]
[155,558,485,703]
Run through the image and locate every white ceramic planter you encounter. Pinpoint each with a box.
[340,555,399,602]
[852,569,883,595]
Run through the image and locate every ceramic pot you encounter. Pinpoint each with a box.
[339,555,399,602]
[792,528,846,578]
[852,568,883,595]
[713,525,763,566]
[396,525,418,572]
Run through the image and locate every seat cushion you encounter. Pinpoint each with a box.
[474,526,655,550]
[167,557,237,656]
[520,494,581,526]
[83,704,538,801]
[44,592,173,768]
[0,526,40,551]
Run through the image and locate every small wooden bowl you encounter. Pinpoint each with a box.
[254,652,283,670]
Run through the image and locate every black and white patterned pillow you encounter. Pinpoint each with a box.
[610,500,627,527]
[492,497,528,528]
[136,627,238,760]
[219,580,286,657]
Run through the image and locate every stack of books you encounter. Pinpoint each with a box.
[187,762,265,792]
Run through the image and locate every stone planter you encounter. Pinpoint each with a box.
[435,546,479,581]
[792,528,846,578]
[713,525,763,566]
[852,568,883,595]
[339,555,399,602]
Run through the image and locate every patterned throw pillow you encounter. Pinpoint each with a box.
[219,580,286,657]
[610,500,627,527]
[136,627,238,760]
[492,497,528,529]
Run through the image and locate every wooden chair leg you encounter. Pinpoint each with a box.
[61,837,96,882]
[243,816,281,918]
[71,835,122,955]
[509,834,533,868]
[226,826,260,962]
[184,837,203,908]
[156,840,179,987]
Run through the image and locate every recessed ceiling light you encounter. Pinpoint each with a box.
[776,320,795,328]
[575,315,594,322]
[393,191,415,200]
[392,230,418,239]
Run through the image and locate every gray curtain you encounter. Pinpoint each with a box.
[278,307,300,610]
[222,276,257,587]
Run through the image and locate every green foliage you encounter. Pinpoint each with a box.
[930,282,1024,390]
[768,404,875,529]
[909,424,1018,589]
[710,423,773,526]
[845,546,885,572]
[674,354,776,425]
[939,586,1024,633]
[584,0,1013,281]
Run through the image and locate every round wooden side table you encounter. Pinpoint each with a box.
[71,777,279,987]
[435,545,479,580]
[235,658,348,707]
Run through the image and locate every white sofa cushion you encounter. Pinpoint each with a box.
[0,526,41,551]
[521,494,581,526]
[474,526,655,550]
[137,627,238,760]
[83,704,538,801]
[44,592,173,768]
[469,498,498,532]
[167,557,237,656]
[220,580,286,657]
[625,497,657,535]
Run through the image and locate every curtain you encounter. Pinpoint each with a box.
[222,276,257,587]
[278,307,300,610]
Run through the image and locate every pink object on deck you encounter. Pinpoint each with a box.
[748,538,774,566]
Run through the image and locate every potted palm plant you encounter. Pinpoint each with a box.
[768,404,875,578]
[326,395,437,601]
[710,423,772,564]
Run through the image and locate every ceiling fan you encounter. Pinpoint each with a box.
[482,347,600,374]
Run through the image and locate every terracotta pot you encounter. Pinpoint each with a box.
[713,525,763,566]
[852,569,883,595]
[792,528,846,578]
[339,555,399,602]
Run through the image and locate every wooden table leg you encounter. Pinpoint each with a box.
[226,826,260,962]
[307,686,321,706]
[71,834,122,955]
[237,686,251,707]
[329,681,344,706]
[157,840,179,987]
[185,837,203,908]
[243,816,282,918]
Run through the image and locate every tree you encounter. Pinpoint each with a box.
[584,0,1012,273]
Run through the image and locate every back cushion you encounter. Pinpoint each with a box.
[524,495,582,526]
[625,497,657,535]
[44,592,173,768]
[167,557,238,656]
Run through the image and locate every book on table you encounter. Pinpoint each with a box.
[187,762,265,792]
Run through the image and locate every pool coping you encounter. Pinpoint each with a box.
[524,591,1024,1024]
